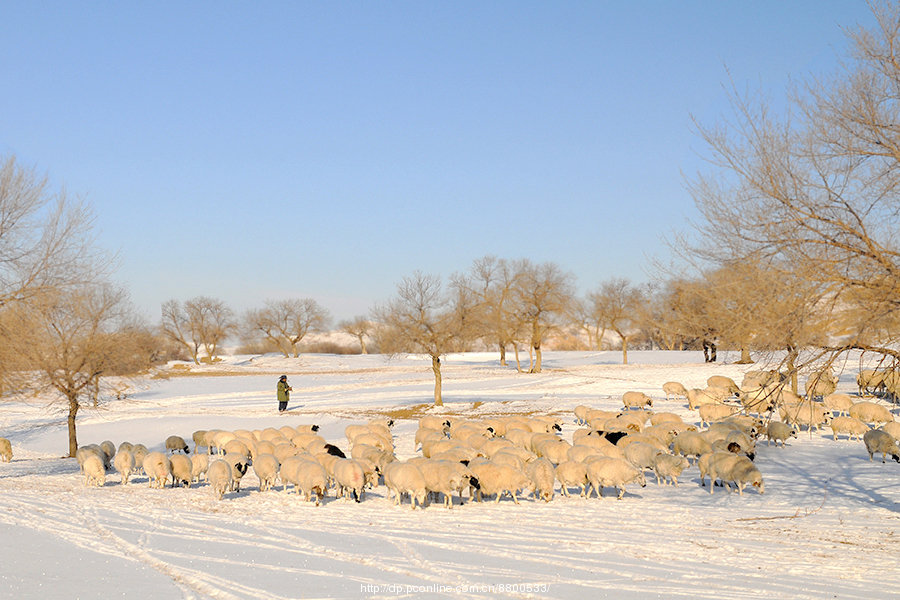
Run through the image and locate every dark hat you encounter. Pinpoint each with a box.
[279,375,287,380]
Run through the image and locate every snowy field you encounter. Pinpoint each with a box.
[1,350,898,600]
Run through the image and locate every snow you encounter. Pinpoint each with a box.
[1,351,898,599]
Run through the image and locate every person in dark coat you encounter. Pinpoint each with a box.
[277,375,292,413]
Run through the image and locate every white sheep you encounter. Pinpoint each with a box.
[165,435,190,454]
[113,450,134,484]
[383,461,428,509]
[207,459,233,500]
[99,440,116,463]
[863,430,900,463]
[687,388,725,410]
[468,462,531,505]
[0,437,12,462]
[623,442,662,473]
[781,401,831,432]
[555,461,589,497]
[662,382,688,401]
[650,412,684,426]
[849,401,895,426]
[418,460,478,508]
[142,452,172,489]
[131,444,149,474]
[622,391,653,410]
[673,431,713,465]
[707,375,740,396]
[585,457,646,500]
[707,453,764,495]
[333,458,367,502]
[739,385,777,415]
[192,430,208,453]
[698,403,739,427]
[822,393,854,417]
[253,453,280,492]
[281,457,328,504]
[82,453,106,487]
[880,422,900,441]
[190,453,209,483]
[222,439,251,459]
[829,416,870,442]
[652,452,689,486]
[805,371,838,399]
[170,454,193,487]
[765,421,796,447]
[857,369,886,395]
[527,458,556,502]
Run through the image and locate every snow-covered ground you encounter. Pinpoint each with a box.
[1,351,898,599]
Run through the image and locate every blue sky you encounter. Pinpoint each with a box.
[0,2,877,323]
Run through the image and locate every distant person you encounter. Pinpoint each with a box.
[277,375,292,413]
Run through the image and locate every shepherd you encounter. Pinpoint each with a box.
[277,375,292,414]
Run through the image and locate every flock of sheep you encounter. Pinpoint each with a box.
[54,366,900,509]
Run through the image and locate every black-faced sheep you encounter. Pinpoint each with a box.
[169,454,193,487]
[165,435,190,454]
[863,430,900,463]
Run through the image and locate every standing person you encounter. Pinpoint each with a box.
[277,375,292,414]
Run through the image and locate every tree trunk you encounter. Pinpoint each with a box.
[513,344,523,373]
[498,342,507,366]
[531,343,542,373]
[786,345,799,395]
[737,346,753,364]
[67,393,79,457]
[431,354,443,406]
[358,335,367,354]
[622,336,628,365]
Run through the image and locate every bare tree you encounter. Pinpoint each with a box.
[511,260,575,373]
[463,256,521,366]
[338,315,373,354]
[686,2,900,369]
[160,297,235,363]
[374,272,474,406]
[244,298,331,358]
[160,299,202,364]
[0,155,105,309]
[591,277,644,365]
[0,284,149,457]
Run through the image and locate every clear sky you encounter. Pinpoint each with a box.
[0,1,877,324]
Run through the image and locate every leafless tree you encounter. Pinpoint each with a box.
[161,299,202,363]
[510,260,575,373]
[0,155,106,309]
[463,256,522,366]
[685,2,900,370]
[338,315,373,354]
[374,272,475,406]
[0,284,149,457]
[591,277,644,365]
[161,297,235,363]
[244,298,331,358]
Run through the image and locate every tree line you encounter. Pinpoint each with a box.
[2,2,899,449]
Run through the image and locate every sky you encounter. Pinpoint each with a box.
[0,1,879,324]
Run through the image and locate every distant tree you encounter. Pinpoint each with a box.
[463,256,521,366]
[245,298,331,358]
[591,277,644,365]
[338,315,373,354]
[375,272,475,406]
[511,260,575,373]
[161,299,202,363]
[0,284,149,457]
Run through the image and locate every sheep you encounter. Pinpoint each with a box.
[383,461,428,509]
[687,388,725,410]
[707,375,740,396]
[742,370,785,389]
[739,385,778,415]
[574,405,592,425]
[527,458,556,502]
[781,401,831,432]
[650,412,684,426]
[223,439,251,459]
[805,371,838,399]
[131,444,149,474]
[622,391,653,410]
[113,450,135,484]
[821,393,854,417]
[99,440,116,463]
[192,430,209,453]
[673,431,713,465]
[207,459,233,500]
[223,453,250,492]
[724,430,757,460]
[706,453,764,495]
[415,428,446,450]
[662,382,688,401]
[418,460,479,508]
[165,435,190,454]
[82,453,106,487]
[857,369,887,395]
[624,442,664,473]
[468,462,531,504]
[880,422,900,442]
[142,452,172,489]
[556,461,589,497]
[281,457,328,504]
[652,453,690,486]
[585,457,646,500]
[333,458,367,502]
[0,437,12,462]
[765,421,796,447]
[849,401,895,426]
[698,403,739,427]
[863,430,900,463]
[190,453,209,483]
[534,439,572,465]
[418,416,451,432]
[170,454,193,488]
[253,453,280,492]
[829,416,870,442]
